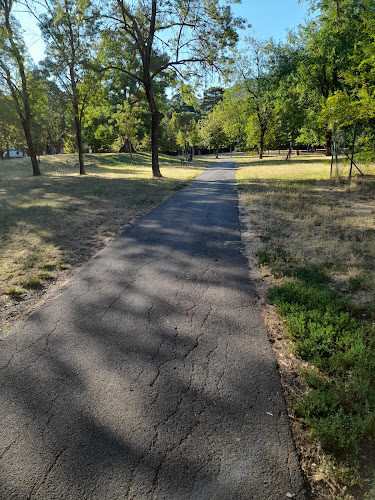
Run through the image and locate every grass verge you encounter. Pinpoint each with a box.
[0,152,209,335]
[237,152,375,499]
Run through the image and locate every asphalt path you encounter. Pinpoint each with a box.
[0,161,307,499]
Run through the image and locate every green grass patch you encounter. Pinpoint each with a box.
[5,287,28,301]
[21,275,44,289]
[348,273,371,293]
[269,272,375,463]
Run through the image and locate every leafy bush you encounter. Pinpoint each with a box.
[270,271,375,460]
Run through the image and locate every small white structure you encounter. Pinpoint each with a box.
[3,148,24,158]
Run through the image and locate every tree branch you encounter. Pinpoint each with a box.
[98,65,144,84]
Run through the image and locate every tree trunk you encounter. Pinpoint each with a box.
[286,137,293,161]
[23,120,41,176]
[150,108,162,177]
[72,100,85,174]
[69,62,85,175]
[144,80,162,178]
[129,145,135,165]
[48,130,54,154]
[259,127,266,159]
[326,133,332,156]
[75,113,85,175]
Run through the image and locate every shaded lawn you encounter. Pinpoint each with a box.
[0,152,209,330]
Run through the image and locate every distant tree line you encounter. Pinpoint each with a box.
[2,0,375,174]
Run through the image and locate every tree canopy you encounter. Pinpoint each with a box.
[2,0,375,171]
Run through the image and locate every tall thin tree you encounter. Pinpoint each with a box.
[0,0,41,175]
[31,0,100,174]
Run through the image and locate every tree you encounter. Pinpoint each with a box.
[0,91,23,159]
[172,112,198,156]
[266,40,306,158]
[201,86,224,113]
[236,37,274,158]
[274,81,305,159]
[0,0,41,174]
[35,0,100,174]
[297,0,370,154]
[212,85,248,153]
[41,75,68,154]
[83,103,114,152]
[199,111,229,158]
[330,2,375,126]
[102,0,242,177]
[110,101,141,162]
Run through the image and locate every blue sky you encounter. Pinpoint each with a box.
[231,0,311,41]
[16,0,312,63]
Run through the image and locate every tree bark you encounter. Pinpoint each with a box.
[259,127,266,159]
[144,80,162,177]
[286,137,293,161]
[326,133,332,156]
[75,111,85,175]
[23,121,41,175]
[70,63,85,175]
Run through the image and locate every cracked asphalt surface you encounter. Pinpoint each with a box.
[0,161,307,499]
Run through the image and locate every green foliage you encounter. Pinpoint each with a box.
[159,116,178,154]
[64,135,77,154]
[171,112,199,153]
[0,92,23,156]
[212,86,248,148]
[269,270,375,461]
[199,111,229,153]
[348,273,370,293]
[110,102,141,152]
[99,0,243,175]
[256,246,294,278]
[201,87,224,113]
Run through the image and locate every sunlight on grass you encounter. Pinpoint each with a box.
[0,152,207,332]
[237,152,375,491]
[237,153,375,297]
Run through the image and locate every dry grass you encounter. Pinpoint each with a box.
[237,153,375,313]
[237,152,375,500]
[0,152,208,335]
